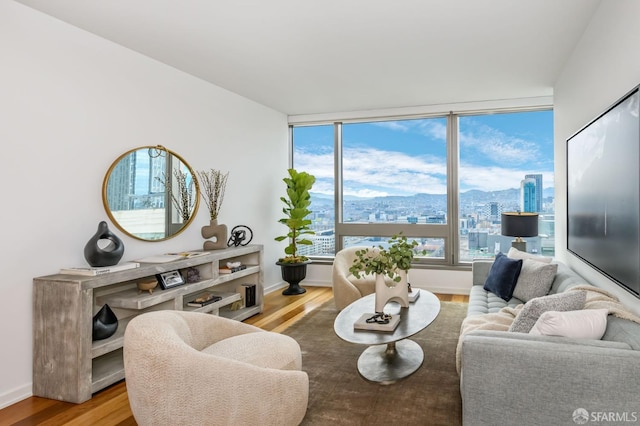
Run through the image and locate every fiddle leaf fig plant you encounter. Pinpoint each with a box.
[349,233,425,282]
[275,168,316,263]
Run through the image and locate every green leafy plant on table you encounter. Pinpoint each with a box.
[349,233,426,283]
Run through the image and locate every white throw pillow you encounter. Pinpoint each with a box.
[529,309,609,340]
[507,247,552,263]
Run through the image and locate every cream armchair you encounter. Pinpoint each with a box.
[124,310,308,426]
[332,246,378,310]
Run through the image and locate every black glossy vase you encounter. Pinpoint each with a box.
[92,304,118,341]
[277,261,311,295]
[84,221,124,267]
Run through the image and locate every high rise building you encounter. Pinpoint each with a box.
[484,201,501,221]
[525,173,543,212]
[521,177,537,212]
[106,150,167,211]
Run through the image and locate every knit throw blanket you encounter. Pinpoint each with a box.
[455,285,640,374]
[572,284,640,324]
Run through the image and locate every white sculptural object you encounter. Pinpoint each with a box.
[375,269,408,313]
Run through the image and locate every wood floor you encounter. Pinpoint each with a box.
[1,287,468,426]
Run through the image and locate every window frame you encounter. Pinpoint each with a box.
[290,106,552,267]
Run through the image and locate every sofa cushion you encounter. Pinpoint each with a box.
[507,247,553,263]
[509,290,587,333]
[529,308,608,339]
[549,262,587,294]
[512,260,558,302]
[602,316,640,350]
[467,285,524,316]
[483,252,523,302]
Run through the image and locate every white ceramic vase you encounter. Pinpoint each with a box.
[374,270,409,313]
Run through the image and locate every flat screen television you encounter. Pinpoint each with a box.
[567,84,640,297]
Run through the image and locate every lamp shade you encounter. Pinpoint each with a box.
[501,212,538,237]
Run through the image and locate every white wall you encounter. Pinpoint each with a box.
[554,0,640,315]
[0,1,288,408]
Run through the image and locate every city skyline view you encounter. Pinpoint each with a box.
[293,110,555,259]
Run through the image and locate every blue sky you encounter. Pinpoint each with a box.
[293,110,554,198]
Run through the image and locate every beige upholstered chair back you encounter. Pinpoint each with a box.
[332,246,378,310]
[124,310,308,426]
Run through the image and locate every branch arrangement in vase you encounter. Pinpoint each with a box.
[197,169,229,221]
[155,169,196,221]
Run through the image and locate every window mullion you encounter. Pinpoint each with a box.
[448,113,459,265]
[334,122,343,252]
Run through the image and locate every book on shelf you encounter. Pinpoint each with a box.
[136,251,207,263]
[187,292,223,307]
[219,265,247,274]
[408,288,420,302]
[165,251,209,259]
[353,312,400,332]
[241,283,257,307]
[59,262,140,276]
[135,254,185,263]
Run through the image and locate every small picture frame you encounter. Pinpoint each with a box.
[156,270,185,289]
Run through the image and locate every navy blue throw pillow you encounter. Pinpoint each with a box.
[483,252,523,302]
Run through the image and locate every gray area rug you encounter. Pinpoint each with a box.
[283,300,467,425]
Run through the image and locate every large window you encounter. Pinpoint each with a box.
[290,124,335,258]
[292,109,554,264]
[458,111,555,261]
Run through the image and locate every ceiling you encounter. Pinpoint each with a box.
[15,0,601,116]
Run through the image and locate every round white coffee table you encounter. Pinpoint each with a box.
[333,290,440,384]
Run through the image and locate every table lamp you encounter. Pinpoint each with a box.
[501,212,538,252]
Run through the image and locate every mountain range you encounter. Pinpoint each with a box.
[312,187,555,204]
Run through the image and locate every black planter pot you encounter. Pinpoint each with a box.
[276,260,311,295]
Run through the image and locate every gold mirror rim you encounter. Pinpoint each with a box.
[101,145,200,242]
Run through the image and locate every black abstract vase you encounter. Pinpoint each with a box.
[92,304,118,341]
[84,221,124,267]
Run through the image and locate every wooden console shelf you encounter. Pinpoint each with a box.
[33,244,263,403]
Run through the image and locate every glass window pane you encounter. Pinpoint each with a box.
[458,111,554,261]
[292,125,335,257]
[342,118,448,224]
[342,236,444,258]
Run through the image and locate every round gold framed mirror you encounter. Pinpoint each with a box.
[102,145,200,241]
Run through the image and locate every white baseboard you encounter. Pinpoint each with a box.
[414,283,470,296]
[264,280,328,295]
[0,383,31,410]
[264,281,289,294]
[300,264,473,296]
[287,279,471,296]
